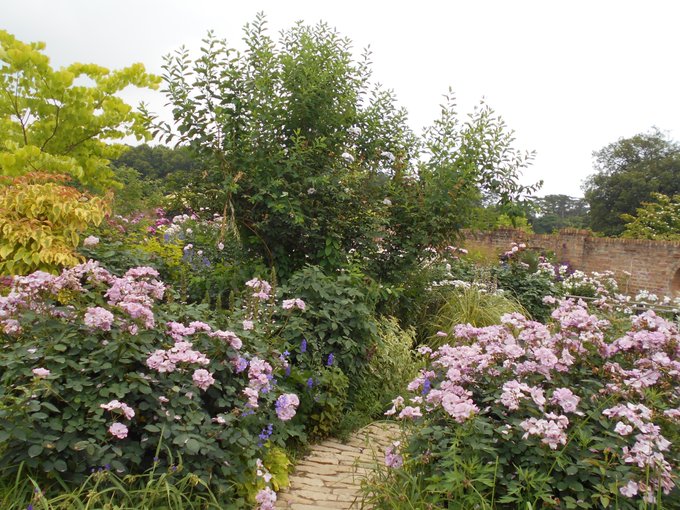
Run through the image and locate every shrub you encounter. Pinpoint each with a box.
[349,317,420,423]
[0,173,109,275]
[280,264,379,388]
[0,263,305,504]
[492,244,558,322]
[378,299,680,508]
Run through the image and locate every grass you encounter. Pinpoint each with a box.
[428,285,526,348]
[0,462,231,510]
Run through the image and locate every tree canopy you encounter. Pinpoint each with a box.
[0,30,159,191]
[150,15,540,277]
[528,194,588,234]
[583,129,680,236]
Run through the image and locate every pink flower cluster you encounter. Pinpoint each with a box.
[390,298,678,500]
[281,298,306,311]
[192,368,216,391]
[84,306,114,331]
[108,422,128,439]
[244,357,273,408]
[32,367,50,378]
[105,267,165,332]
[146,341,210,373]
[603,403,675,500]
[101,399,135,419]
[246,278,272,301]
[255,459,277,509]
[255,487,277,510]
[101,399,135,440]
[519,413,569,449]
[275,393,300,421]
[385,441,403,468]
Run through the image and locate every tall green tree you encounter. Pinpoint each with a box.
[0,30,159,191]
[528,194,588,233]
[151,15,539,277]
[583,129,680,236]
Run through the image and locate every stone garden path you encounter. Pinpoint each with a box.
[276,421,400,509]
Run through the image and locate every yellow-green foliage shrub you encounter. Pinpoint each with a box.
[0,173,109,274]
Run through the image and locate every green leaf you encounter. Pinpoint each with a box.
[28,445,43,457]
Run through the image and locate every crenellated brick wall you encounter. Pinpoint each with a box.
[463,228,680,297]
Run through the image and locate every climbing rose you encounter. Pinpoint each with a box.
[100,400,135,420]
[282,298,306,311]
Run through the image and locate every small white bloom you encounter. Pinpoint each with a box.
[381,151,396,162]
[341,152,354,164]
[307,187,316,195]
[83,236,99,247]
[382,198,392,206]
[217,242,224,250]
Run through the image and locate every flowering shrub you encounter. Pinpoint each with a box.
[0,173,109,275]
[383,299,680,507]
[0,262,303,503]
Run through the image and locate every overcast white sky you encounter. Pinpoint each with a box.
[4,0,680,197]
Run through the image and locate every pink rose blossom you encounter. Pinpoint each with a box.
[32,367,50,378]
[108,422,128,439]
[84,306,115,331]
[192,369,215,391]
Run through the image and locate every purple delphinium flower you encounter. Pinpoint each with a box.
[258,423,274,446]
[307,377,314,389]
[300,338,307,353]
[326,353,334,366]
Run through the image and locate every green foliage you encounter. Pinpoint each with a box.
[349,317,419,423]
[151,17,409,276]
[281,264,379,386]
[109,166,164,216]
[529,194,589,234]
[622,193,680,240]
[0,173,109,275]
[0,30,159,191]
[304,366,349,439]
[151,15,540,280]
[0,463,225,510]
[584,129,680,236]
[492,251,557,322]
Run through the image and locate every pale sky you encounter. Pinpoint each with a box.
[4,0,680,197]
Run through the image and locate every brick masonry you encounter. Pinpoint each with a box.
[463,228,680,297]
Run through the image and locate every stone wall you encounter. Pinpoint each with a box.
[462,228,680,297]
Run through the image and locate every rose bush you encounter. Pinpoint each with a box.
[0,262,306,504]
[380,298,680,508]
